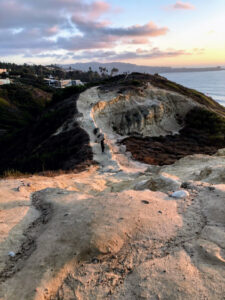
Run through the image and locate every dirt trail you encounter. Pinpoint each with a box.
[0,87,225,299]
[0,191,53,283]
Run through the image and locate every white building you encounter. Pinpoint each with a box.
[59,80,73,88]
[72,80,84,86]
[44,78,59,88]
[59,79,84,88]
[44,77,84,88]
[0,78,11,85]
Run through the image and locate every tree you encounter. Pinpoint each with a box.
[99,66,109,78]
[88,66,94,81]
[110,67,119,77]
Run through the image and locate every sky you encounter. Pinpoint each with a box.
[0,0,225,67]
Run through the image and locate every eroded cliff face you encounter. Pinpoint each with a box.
[92,83,198,137]
[87,78,225,166]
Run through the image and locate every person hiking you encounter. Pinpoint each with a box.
[97,132,105,153]
[93,128,105,153]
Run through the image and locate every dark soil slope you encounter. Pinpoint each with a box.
[0,84,52,135]
[0,91,93,175]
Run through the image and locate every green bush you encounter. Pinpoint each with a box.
[185,107,225,141]
[51,85,86,104]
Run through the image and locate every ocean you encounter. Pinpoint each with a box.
[161,70,225,107]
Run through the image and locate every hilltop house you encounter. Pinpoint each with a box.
[44,76,84,88]
[0,78,11,85]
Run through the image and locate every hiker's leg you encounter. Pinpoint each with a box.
[101,141,104,153]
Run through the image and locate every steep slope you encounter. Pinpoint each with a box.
[89,74,225,165]
[0,92,93,175]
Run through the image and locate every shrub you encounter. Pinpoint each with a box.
[2,169,28,178]
[185,107,225,142]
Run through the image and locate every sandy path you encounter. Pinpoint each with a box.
[77,87,148,173]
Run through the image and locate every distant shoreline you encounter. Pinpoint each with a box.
[62,62,224,75]
[161,68,225,74]
[160,68,225,107]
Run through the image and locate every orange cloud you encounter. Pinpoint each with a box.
[167,1,195,10]
[88,1,111,19]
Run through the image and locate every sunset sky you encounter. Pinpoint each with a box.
[0,0,225,66]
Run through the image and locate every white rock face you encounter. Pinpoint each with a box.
[92,84,198,137]
[215,148,225,156]
[171,190,190,198]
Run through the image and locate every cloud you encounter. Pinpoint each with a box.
[192,48,205,55]
[0,0,196,64]
[0,0,170,58]
[0,28,56,56]
[88,1,111,19]
[24,47,193,63]
[57,19,168,51]
[102,22,168,37]
[167,1,195,10]
[127,38,150,45]
[70,48,191,61]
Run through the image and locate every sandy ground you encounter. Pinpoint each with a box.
[0,87,225,300]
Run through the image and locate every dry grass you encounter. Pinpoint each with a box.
[1,169,30,179]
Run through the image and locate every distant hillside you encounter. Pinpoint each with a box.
[61,62,223,75]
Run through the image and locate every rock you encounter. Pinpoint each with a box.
[134,180,149,190]
[215,148,225,156]
[145,165,160,174]
[195,166,225,184]
[171,190,189,199]
[119,145,126,153]
[90,232,124,255]
[141,200,150,205]
[181,181,195,189]
[8,251,16,258]
[135,174,181,193]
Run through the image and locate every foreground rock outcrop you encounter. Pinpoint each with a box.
[0,152,225,300]
[0,74,225,299]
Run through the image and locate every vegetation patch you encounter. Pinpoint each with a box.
[185,107,225,143]
[0,84,52,133]
[0,86,93,176]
